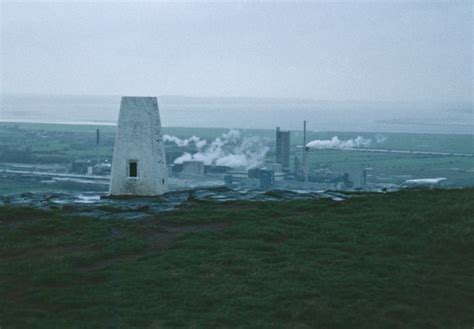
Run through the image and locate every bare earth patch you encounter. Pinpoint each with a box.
[80,222,229,272]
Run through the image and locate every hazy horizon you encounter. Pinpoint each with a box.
[1,93,472,134]
[2,92,473,104]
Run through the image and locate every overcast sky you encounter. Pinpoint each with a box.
[1,1,472,103]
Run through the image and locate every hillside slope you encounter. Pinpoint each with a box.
[1,189,473,328]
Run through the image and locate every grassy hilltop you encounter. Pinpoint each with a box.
[1,188,473,328]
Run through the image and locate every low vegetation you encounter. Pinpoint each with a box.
[1,188,473,328]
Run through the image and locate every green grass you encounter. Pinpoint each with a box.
[1,188,473,328]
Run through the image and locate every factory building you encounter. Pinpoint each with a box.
[260,170,274,189]
[109,97,168,196]
[276,127,290,172]
[181,160,205,176]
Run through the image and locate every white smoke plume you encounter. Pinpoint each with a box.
[163,135,207,149]
[173,130,269,169]
[375,134,387,144]
[306,136,372,149]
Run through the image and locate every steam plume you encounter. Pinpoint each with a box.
[173,130,269,169]
[163,135,207,149]
[306,136,372,149]
[375,134,387,144]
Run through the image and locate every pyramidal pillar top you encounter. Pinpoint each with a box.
[109,96,168,196]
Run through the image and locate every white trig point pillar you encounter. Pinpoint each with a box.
[109,96,168,196]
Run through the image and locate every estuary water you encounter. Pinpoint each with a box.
[1,94,472,134]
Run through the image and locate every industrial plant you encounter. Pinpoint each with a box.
[165,123,366,192]
[1,97,467,196]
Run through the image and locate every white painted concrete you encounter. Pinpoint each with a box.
[109,97,168,196]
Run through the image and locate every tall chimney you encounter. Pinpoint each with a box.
[303,120,308,183]
[96,129,100,165]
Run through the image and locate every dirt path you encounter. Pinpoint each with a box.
[80,222,229,272]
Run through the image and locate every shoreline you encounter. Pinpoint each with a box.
[0,118,117,126]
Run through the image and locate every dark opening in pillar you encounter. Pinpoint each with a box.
[129,161,138,177]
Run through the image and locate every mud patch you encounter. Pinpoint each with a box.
[80,221,229,272]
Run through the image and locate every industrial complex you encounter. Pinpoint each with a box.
[1,97,464,195]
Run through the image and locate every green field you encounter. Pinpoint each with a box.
[1,188,473,328]
[306,150,474,186]
[2,122,473,152]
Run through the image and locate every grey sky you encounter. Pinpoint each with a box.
[1,1,472,102]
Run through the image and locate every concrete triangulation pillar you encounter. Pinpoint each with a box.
[109,96,168,196]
